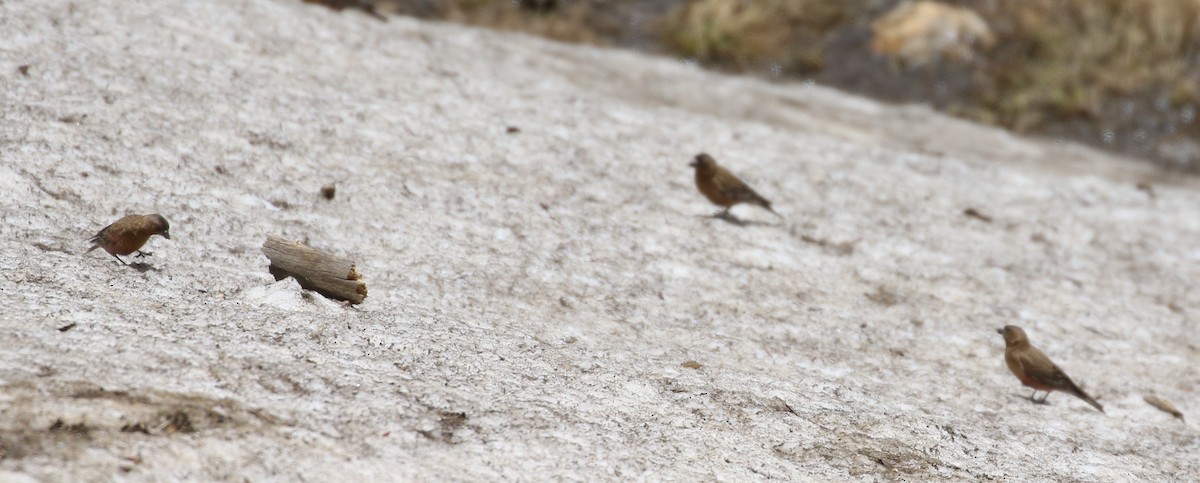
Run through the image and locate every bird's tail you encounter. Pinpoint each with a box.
[1069,382,1105,412]
[364,6,387,22]
[761,201,783,219]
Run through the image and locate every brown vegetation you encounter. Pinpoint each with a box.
[980,0,1200,130]
[662,0,847,73]
[381,0,609,44]
[372,0,1200,171]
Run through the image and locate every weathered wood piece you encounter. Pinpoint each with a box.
[262,236,367,304]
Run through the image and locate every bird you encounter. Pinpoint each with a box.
[689,153,780,218]
[87,214,171,265]
[996,325,1104,412]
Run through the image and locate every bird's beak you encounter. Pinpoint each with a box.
[162,231,171,240]
[688,160,699,168]
[995,328,1004,334]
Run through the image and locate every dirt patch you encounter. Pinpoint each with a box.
[0,380,277,462]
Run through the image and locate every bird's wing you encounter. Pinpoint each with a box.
[1016,350,1077,391]
[714,170,768,204]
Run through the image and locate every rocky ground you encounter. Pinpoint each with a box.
[0,0,1197,480]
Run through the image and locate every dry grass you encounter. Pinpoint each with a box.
[981,0,1200,131]
[370,0,1200,168]
[661,0,852,73]
[384,0,607,45]
[663,0,795,66]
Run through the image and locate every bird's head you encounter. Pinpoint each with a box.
[997,325,1029,346]
[148,214,171,240]
[690,153,716,170]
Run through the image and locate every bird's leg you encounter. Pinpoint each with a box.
[1036,392,1050,404]
[112,254,129,266]
[135,250,153,258]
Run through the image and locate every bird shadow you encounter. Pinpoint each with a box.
[128,262,157,273]
[699,211,774,228]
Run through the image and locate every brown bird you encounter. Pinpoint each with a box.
[997,325,1104,412]
[689,153,780,218]
[87,214,171,265]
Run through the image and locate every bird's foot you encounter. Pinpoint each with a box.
[135,250,153,258]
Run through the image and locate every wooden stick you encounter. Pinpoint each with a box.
[261,236,367,304]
